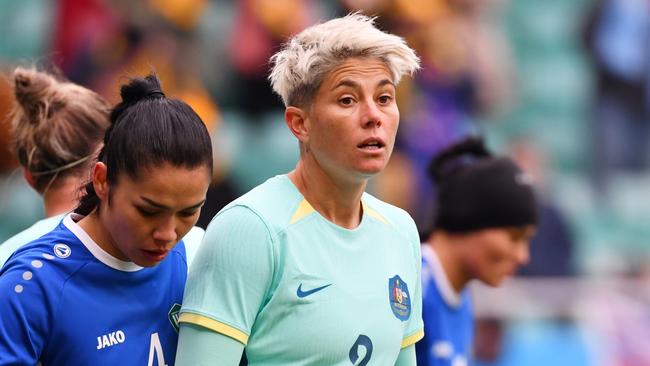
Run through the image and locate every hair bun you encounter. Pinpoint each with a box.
[120,74,165,104]
[428,135,492,184]
[110,74,165,124]
[12,67,57,125]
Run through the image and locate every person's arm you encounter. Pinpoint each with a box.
[395,345,417,366]
[0,255,52,364]
[175,323,244,365]
[176,205,274,365]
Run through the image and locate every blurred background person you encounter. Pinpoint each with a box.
[0,67,110,267]
[416,136,537,366]
[582,0,650,203]
[471,136,578,366]
[0,68,44,243]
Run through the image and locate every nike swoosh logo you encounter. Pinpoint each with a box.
[296,283,332,298]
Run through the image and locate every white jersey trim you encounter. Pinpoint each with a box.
[63,213,144,272]
[421,244,462,308]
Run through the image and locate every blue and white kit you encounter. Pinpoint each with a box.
[0,214,187,365]
[416,245,474,366]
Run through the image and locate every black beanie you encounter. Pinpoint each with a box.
[430,137,538,233]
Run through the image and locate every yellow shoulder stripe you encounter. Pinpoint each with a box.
[362,201,390,225]
[290,199,315,224]
[179,313,249,345]
[401,329,424,348]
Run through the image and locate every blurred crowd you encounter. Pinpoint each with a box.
[1,0,650,365]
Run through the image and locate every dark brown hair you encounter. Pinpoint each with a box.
[75,74,213,216]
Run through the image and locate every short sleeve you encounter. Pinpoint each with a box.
[0,257,54,364]
[401,218,424,348]
[179,205,274,346]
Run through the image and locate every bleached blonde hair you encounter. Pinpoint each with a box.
[269,13,420,107]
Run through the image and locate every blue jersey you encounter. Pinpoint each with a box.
[0,214,187,365]
[416,245,474,366]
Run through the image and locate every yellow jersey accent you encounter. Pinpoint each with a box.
[363,201,390,225]
[179,313,249,345]
[289,199,315,224]
[401,328,424,348]
[290,200,390,226]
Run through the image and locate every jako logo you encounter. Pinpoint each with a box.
[96,330,126,350]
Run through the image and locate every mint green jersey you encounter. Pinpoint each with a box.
[180,175,423,365]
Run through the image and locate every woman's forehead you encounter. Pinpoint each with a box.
[323,58,393,86]
[113,163,210,186]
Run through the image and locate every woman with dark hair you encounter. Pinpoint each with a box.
[0,74,212,365]
[415,136,538,366]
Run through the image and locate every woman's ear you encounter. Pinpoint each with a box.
[92,162,109,202]
[285,106,310,144]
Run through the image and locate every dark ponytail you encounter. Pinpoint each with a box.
[427,135,491,184]
[76,74,212,216]
[428,135,538,232]
[76,181,101,216]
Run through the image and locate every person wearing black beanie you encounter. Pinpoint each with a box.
[415,136,538,366]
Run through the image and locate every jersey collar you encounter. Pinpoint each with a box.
[63,213,144,272]
[422,244,462,308]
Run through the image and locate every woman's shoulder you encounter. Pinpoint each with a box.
[362,192,417,229]
[216,175,303,233]
[362,192,420,254]
[3,219,84,268]
[0,214,65,268]
[0,227,87,302]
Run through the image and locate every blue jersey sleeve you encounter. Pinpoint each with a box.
[0,253,59,364]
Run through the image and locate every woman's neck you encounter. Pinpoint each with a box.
[288,159,366,229]
[77,211,129,261]
[42,177,82,217]
[428,232,471,293]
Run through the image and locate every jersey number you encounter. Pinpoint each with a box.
[147,332,168,366]
[349,334,373,366]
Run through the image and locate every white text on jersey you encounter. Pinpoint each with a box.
[96,330,126,349]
